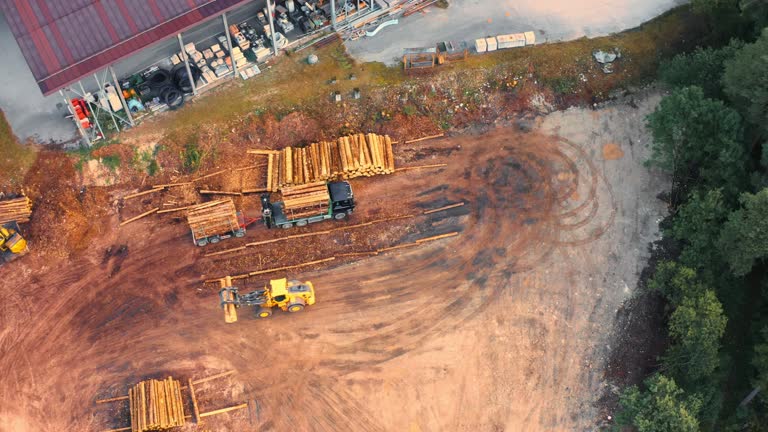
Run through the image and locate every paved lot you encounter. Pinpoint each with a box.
[347,0,687,63]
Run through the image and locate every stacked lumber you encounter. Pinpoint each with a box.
[279,182,330,220]
[128,377,185,432]
[273,133,395,188]
[187,199,239,239]
[0,196,32,224]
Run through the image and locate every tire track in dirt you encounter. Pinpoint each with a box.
[0,127,616,431]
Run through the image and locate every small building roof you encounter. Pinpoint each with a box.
[0,0,248,95]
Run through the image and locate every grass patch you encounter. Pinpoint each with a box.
[101,155,120,171]
[0,110,36,190]
[181,142,202,173]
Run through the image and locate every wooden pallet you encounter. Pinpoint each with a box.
[0,196,32,224]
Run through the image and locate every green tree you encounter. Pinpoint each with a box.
[615,374,702,432]
[691,0,739,14]
[723,29,768,134]
[670,189,730,275]
[648,261,707,307]
[659,42,743,99]
[665,290,728,382]
[646,86,747,201]
[753,327,768,395]
[719,188,768,276]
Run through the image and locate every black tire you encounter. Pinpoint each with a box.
[173,64,202,93]
[234,229,245,238]
[163,88,184,110]
[147,69,171,88]
[281,223,293,229]
[256,307,273,318]
[287,303,305,313]
[209,236,220,244]
[197,239,208,247]
[333,212,346,220]
[296,219,308,227]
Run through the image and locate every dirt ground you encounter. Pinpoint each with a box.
[0,88,667,431]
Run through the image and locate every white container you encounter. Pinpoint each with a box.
[286,0,295,12]
[524,31,536,45]
[496,33,526,49]
[475,38,487,53]
[485,37,497,52]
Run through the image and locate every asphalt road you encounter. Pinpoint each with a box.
[346,0,687,63]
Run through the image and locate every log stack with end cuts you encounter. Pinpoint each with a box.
[257,133,395,191]
[186,199,242,246]
[129,377,185,432]
[0,196,32,225]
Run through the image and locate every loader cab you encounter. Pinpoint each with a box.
[328,181,355,218]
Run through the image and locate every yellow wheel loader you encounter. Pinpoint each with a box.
[218,277,316,323]
[0,221,28,264]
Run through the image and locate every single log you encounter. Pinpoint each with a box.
[119,208,159,226]
[192,370,236,385]
[192,169,228,182]
[404,133,444,144]
[188,378,202,424]
[416,231,459,243]
[198,403,248,418]
[124,188,163,200]
[422,202,465,214]
[199,190,243,196]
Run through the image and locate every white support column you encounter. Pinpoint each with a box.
[60,89,91,146]
[177,34,198,95]
[93,72,120,132]
[222,12,238,78]
[109,66,134,126]
[266,0,279,56]
[331,0,337,30]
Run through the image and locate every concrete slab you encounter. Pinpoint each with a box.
[346,0,688,64]
[0,12,77,144]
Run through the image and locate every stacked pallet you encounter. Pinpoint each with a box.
[129,377,185,432]
[273,133,394,188]
[280,182,330,220]
[187,199,239,239]
[0,196,32,224]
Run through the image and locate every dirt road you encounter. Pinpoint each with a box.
[0,91,667,431]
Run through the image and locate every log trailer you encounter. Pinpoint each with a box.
[187,199,258,247]
[219,277,316,323]
[261,181,355,229]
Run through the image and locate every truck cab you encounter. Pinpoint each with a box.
[261,181,355,229]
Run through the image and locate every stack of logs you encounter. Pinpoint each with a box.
[0,196,32,224]
[129,377,185,432]
[187,199,239,240]
[259,133,395,191]
[280,182,331,220]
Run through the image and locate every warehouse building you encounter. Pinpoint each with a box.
[0,0,416,144]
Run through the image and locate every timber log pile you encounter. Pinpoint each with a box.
[0,196,32,224]
[265,133,395,190]
[129,377,185,432]
[187,199,239,239]
[280,182,331,220]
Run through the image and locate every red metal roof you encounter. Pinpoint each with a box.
[1,0,249,95]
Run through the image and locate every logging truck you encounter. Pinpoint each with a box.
[261,181,355,229]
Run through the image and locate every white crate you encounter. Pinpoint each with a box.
[475,38,487,53]
[496,33,526,49]
[524,31,536,45]
[485,37,498,52]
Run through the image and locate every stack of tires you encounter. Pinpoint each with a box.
[138,64,202,110]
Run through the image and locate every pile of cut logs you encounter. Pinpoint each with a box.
[280,182,331,220]
[129,377,185,432]
[187,199,239,240]
[0,196,32,224]
[256,133,395,190]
